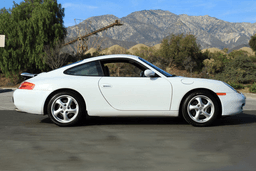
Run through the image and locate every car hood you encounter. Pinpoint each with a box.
[168,76,222,84]
[167,76,234,93]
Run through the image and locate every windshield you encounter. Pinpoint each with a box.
[139,57,173,77]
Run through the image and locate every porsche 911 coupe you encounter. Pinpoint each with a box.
[13,54,246,127]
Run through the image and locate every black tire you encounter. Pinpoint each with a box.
[47,91,85,127]
[181,90,220,127]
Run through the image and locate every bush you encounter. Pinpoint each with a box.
[249,83,256,93]
[203,52,228,75]
[249,55,256,62]
[214,55,256,84]
[228,50,249,59]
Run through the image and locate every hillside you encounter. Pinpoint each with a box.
[65,10,256,52]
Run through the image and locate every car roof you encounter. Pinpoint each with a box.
[53,54,140,72]
[83,54,140,63]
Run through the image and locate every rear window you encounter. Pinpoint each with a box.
[64,61,103,76]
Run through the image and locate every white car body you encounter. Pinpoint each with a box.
[13,54,246,126]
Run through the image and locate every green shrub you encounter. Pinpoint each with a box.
[249,55,256,62]
[249,83,256,93]
[229,82,244,89]
[228,50,249,59]
[203,52,228,75]
[214,55,256,84]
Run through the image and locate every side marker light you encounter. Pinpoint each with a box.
[216,93,226,96]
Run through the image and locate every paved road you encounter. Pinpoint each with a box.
[1,89,256,171]
[0,89,15,110]
[0,110,256,171]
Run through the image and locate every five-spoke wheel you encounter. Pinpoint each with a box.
[47,91,85,126]
[182,91,220,127]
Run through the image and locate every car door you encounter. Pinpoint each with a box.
[98,59,172,111]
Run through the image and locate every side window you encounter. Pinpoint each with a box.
[104,62,144,77]
[64,61,103,76]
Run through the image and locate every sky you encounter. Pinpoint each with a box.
[1,0,256,27]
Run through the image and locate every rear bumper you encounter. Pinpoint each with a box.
[219,92,246,116]
[13,89,51,115]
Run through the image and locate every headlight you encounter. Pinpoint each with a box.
[223,82,241,94]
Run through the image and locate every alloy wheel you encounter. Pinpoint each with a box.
[187,95,215,123]
[51,95,79,123]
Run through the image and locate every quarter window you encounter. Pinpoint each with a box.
[64,61,103,76]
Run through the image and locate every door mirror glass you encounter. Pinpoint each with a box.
[144,69,156,77]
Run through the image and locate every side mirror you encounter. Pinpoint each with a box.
[144,69,156,77]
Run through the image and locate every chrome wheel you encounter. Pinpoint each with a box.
[51,95,79,124]
[187,95,215,123]
[182,91,220,127]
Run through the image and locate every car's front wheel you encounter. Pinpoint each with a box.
[47,91,85,126]
[182,91,220,127]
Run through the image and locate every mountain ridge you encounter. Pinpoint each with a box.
[65,9,256,51]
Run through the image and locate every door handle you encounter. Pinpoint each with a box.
[102,84,112,88]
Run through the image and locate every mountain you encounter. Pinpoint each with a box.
[65,9,256,51]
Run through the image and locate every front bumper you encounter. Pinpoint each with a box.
[219,92,246,116]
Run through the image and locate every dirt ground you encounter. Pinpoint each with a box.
[0,74,20,88]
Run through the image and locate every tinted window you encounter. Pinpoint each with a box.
[64,61,103,76]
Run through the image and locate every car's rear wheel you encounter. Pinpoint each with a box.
[47,91,85,126]
[182,90,220,127]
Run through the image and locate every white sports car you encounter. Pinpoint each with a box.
[13,54,246,127]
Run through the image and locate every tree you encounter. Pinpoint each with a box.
[159,33,204,71]
[132,46,168,70]
[0,0,66,77]
[43,40,69,70]
[159,34,183,68]
[249,34,256,52]
[183,57,197,77]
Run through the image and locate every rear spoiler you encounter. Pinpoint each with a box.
[21,72,37,80]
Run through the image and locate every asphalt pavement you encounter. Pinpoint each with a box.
[0,89,15,110]
[1,110,256,171]
[1,88,256,171]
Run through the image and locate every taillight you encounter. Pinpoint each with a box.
[19,82,35,90]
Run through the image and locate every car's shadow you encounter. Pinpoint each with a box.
[84,116,188,126]
[40,116,188,126]
[217,111,256,126]
[40,111,256,127]
[0,89,13,93]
